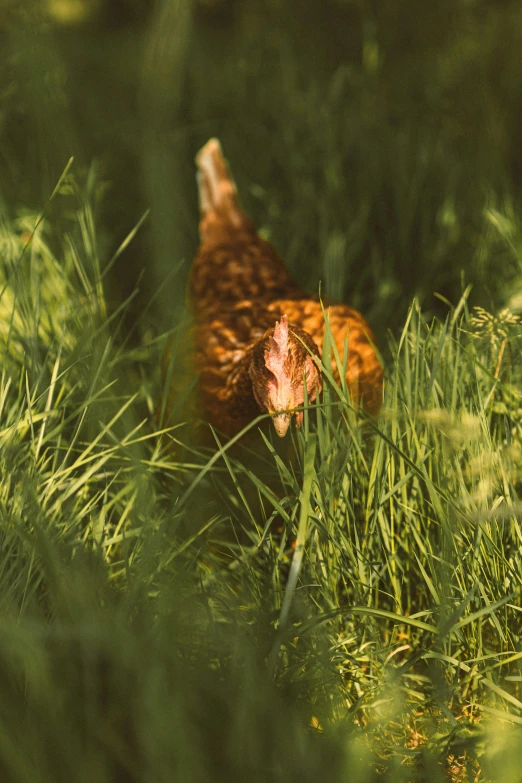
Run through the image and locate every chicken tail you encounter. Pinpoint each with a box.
[196,138,244,229]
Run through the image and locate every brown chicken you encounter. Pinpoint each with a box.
[164,138,383,438]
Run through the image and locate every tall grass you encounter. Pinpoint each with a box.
[2,2,522,780]
[0,169,522,781]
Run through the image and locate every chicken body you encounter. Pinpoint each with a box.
[171,139,383,437]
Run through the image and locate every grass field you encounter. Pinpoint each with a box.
[2,1,522,781]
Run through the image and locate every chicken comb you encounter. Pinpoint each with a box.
[196,138,242,226]
[264,315,289,378]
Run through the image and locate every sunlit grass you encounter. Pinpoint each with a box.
[1,163,522,780]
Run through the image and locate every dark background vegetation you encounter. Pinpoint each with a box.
[3,0,522,336]
[3,1,522,782]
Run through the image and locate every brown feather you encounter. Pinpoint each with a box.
[162,139,383,437]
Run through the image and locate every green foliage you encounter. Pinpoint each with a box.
[0,174,522,780]
[5,0,522,333]
[3,1,522,780]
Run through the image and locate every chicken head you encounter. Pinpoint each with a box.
[249,315,323,437]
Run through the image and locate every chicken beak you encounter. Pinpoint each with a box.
[271,411,292,438]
